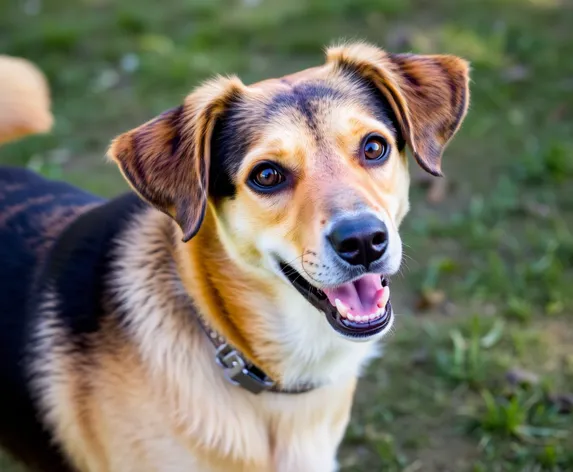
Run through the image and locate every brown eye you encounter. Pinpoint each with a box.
[363,135,389,162]
[250,163,286,191]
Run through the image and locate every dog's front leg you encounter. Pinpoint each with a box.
[272,382,355,472]
[273,433,341,472]
[274,432,338,472]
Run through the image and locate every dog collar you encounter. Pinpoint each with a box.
[196,316,315,395]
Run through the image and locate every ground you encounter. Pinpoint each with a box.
[1,0,572,470]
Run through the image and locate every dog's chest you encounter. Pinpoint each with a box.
[91,349,355,472]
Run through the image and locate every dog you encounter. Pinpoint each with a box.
[0,42,470,472]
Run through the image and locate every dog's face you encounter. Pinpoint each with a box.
[211,71,411,340]
[109,43,470,342]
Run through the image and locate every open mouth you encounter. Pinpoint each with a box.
[278,261,392,339]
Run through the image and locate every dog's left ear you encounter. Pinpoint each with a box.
[108,77,244,242]
[327,43,470,176]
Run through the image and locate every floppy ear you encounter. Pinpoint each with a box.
[107,76,244,242]
[326,42,470,176]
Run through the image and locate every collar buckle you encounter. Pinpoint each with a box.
[215,344,275,394]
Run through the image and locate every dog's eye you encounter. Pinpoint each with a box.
[249,163,286,191]
[362,134,390,162]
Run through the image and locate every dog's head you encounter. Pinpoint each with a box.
[109,42,470,342]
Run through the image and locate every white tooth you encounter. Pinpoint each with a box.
[335,299,348,317]
[369,313,377,321]
[360,315,369,322]
[347,313,355,321]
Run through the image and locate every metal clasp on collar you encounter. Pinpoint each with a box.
[215,344,275,394]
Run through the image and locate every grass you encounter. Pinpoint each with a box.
[1,0,572,470]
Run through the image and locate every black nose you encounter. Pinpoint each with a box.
[327,215,388,268]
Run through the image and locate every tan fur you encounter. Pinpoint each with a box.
[0,56,53,144]
[29,42,470,471]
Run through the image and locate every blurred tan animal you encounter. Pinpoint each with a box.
[0,55,53,145]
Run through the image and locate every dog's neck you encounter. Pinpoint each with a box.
[171,208,380,389]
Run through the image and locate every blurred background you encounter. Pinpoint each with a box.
[1,0,572,470]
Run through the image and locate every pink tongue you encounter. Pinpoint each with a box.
[323,275,384,316]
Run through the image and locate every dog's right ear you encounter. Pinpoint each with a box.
[107,77,245,242]
[326,42,470,177]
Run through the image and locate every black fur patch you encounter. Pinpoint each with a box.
[34,192,146,342]
[209,95,249,199]
[0,166,105,471]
